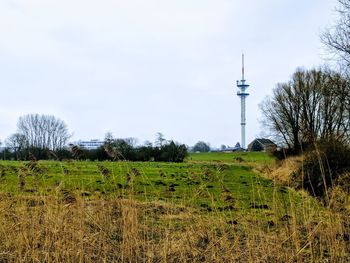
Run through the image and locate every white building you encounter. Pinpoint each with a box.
[77,139,104,150]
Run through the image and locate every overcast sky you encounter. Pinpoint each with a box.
[0,0,338,147]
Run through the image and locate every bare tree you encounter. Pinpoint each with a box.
[322,0,350,65]
[5,133,27,160]
[155,132,166,147]
[16,114,71,150]
[260,79,303,151]
[260,68,350,152]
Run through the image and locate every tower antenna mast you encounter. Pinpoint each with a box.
[236,54,250,149]
[242,54,245,80]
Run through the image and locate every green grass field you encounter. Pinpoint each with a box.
[0,152,313,218]
[189,151,275,164]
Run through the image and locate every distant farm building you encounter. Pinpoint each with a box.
[248,138,277,152]
[221,142,244,152]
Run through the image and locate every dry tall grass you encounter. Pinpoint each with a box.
[0,188,348,262]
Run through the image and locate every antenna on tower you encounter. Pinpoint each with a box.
[242,54,245,80]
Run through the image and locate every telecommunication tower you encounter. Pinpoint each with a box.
[236,54,250,149]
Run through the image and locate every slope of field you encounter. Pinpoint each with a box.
[0,153,348,262]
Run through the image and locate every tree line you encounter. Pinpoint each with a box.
[260,68,350,153]
[82,133,188,162]
[0,115,188,162]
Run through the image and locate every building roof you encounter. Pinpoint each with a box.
[255,138,276,145]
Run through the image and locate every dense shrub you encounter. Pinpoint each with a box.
[292,139,350,199]
[153,141,188,162]
[273,147,299,160]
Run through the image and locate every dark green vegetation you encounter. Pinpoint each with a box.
[2,139,188,162]
[192,141,211,152]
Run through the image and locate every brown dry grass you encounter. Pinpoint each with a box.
[267,156,303,185]
[0,189,348,262]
